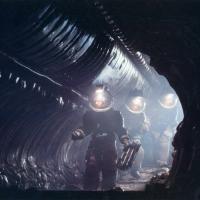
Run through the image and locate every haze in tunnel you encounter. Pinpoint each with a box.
[0,34,184,191]
[2,0,199,195]
[70,49,185,191]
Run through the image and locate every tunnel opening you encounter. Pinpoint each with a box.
[65,48,184,191]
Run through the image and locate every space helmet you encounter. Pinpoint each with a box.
[89,85,113,112]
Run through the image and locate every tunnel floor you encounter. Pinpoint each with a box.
[116,167,169,191]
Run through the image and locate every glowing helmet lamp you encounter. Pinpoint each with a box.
[89,86,112,112]
[159,93,178,109]
[126,96,146,114]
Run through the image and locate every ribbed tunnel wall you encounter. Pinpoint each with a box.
[0,1,151,190]
[0,77,83,189]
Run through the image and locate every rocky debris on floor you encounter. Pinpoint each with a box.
[117,167,170,191]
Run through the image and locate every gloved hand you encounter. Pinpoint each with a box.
[120,134,130,146]
[72,128,85,140]
[123,138,130,148]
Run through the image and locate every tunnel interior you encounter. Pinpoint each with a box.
[0,0,200,196]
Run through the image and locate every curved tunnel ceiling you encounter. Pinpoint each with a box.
[0,0,157,190]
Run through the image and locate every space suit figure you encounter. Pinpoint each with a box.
[149,92,182,166]
[72,85,129,190]
[121,94,150,179]
[123,111,150,179]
